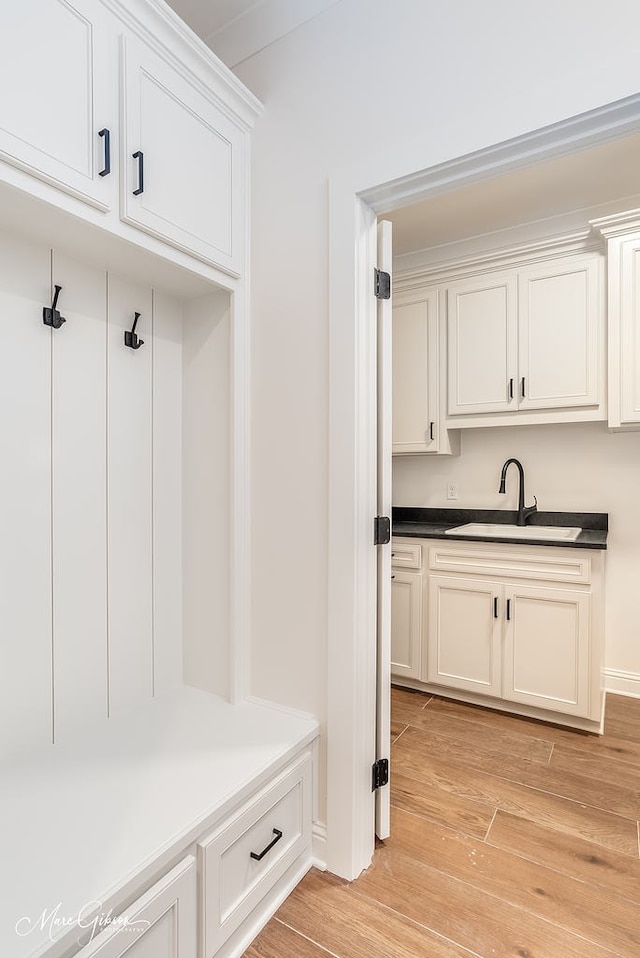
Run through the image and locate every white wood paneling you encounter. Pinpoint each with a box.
[153,290,183,695]
[52,252,108,741]
[182,292,230,699]
[0,231,52,757]
[107,275,153,715]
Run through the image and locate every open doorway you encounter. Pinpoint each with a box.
[326,91,640,881]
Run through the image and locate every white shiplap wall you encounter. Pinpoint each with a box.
[0,229,186,759]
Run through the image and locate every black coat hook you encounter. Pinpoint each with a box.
[124,312,144,350]
[43,285,66,329]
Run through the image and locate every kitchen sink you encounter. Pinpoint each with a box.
[444,523,582,541]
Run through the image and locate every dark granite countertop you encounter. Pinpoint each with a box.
[393,507,608,550]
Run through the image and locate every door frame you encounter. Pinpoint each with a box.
[325,91,640,880]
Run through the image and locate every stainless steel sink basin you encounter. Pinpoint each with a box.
[444,523,582,541]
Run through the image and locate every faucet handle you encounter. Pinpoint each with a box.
[523,495,538,523]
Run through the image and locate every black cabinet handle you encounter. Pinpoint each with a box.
[493,597,498,619]
[506,598,511,621]
[429,421,435,441]
[98,128,110,177]
[391,574,395,580]
[132,150,144,195]
[509,378,514,400]
[250,828,283,861]
[521,377,526,398]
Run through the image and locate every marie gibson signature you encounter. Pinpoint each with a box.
[15,900,151,945]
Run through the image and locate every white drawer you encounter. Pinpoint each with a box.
[75,856,197,957]
[428,541,591,584]
[198,752,312,957]
[391,540,422,570]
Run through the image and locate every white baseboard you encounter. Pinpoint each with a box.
[312,820,327,870]
[604,668,640,699]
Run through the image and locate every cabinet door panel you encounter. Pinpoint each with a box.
[0,0,112,207]
[392,295,438,452]
[503,585,590,716]
[391,571,422,680]
[518,257,601,410]
[77,857,196,958]
[447,274,517,415]
[620,241,640,423]
[428,575,501,695]
[122,37,244,274]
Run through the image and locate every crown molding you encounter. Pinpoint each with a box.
[103,0,263,129]
[394,227,601,288]
[590,206,640,239]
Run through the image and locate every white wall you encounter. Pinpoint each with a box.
[394,423,640,687]
[235,0,640,821]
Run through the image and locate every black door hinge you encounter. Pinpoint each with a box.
[374,268,391,300]
[372,758,389,791]
[374,516,391,545]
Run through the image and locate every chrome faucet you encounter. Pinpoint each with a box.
[499,458,537,526]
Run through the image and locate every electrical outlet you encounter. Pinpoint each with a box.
[447,481,458,500]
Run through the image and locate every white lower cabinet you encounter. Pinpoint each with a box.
[427,575,502,696]
[391,571,423,680]
[391,542,423,680]
[503,584,591,716]
[394,537,605,728]
[428,574,592,717]
[76,857,197,958]
[199,753,312,957]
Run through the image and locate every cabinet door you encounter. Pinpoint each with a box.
[618,238,640,424]
[392,293,439,452]
[0,0,114,208]
[77,857,197,957]
[518,255,602,410]
[447,273,517,415]
[122,36,244,274]
[503,585,590,717]
[391,571,423,680]
[427,575,502,695]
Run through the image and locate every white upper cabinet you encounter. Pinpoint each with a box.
[121,37,244,274]
[518,256,600,410]
[393,291,438,450]
[0,0,115,208]
[591,209,640,430]
[392,286,458,454]
[444,249,605,425]
[0,0,259,279]
[447,272,517,416]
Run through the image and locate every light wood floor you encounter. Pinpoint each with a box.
[244,689,640,958]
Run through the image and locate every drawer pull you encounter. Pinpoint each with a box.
[132,150,144,195]
[98,128,110,177]
[250,828,283,861]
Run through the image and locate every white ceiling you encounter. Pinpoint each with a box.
[388,131,640,259]
[163,3,640,258]
[165,0,342,67]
